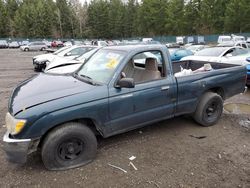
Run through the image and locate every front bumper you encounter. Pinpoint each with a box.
[33,60,47,71]
[3,132,32,164]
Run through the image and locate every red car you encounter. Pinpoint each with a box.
[51,40,64,48]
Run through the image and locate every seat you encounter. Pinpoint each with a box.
[142,58,161,81]
[122,59,135,78]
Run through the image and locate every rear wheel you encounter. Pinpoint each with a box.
[193,92,223,126]
[24,48,29,51]
[41,47,45,51]
[41,122,97,170]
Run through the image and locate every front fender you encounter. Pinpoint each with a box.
[16,98,109,139]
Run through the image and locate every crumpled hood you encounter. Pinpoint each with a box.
[45,56,79,71]
[9,73,96,115]
[34,54,55,62]
[46,63,82,74]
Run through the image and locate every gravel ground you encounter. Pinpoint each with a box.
[0,49,249,188]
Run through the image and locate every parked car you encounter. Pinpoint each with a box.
[32,46,71,71]
[8,41,20,48]
[92,40,108,47]
[73,40,84,45]
[20,42,47,51]
[45,47,101,74]
[51,40,64,48]
[20,40,29,46]
[166,43,180,48]
[181,46,250,65]
[63,41,73,47]
[3,45,246,170]
[217,41,250,49]
[0,40,9,48]
[42,40,52,48]
[168,48,193,61]
[45,46,97,72]
[217,35,231,44]
[176,36,184,45]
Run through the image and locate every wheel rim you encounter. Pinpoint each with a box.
[204,100,220,122]
[57,138,84,161]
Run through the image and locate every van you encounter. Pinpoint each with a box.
[176,36,184,45]
[218,35,231,44]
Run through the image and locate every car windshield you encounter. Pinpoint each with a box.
[76,49,125,84]
[76,48,99,61]
[195,48,227,57]
[53,46,70,55]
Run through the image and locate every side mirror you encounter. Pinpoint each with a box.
[117,78,135,88]
[226,53,233,57]
[246,57,250,62]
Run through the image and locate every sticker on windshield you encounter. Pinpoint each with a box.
[106,53,120,59]
[106,58,118,69]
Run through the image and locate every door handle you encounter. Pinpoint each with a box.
[161,86,170,91]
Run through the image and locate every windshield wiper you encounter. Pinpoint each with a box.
[73,72,101,86]
[80,74,93,80]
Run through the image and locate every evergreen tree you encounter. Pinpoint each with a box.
[0,0,8,37]
[139,0,168,36]
[87,0,110,38]
[165,0,185,35]
[224,0,250,33]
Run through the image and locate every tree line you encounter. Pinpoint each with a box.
[0,0,250,39]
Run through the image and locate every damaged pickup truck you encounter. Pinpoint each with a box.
[3,45,247,170]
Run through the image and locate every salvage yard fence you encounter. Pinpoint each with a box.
[1,33,250,44]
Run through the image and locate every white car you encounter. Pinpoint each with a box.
[181,46,250,65]
[217,41,250,49]
[45,47,99,74]
[33,45,93,71]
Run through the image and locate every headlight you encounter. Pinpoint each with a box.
[5,113,26,135]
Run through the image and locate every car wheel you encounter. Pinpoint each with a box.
[41,122,97,171]
[24,48,29,51]
[41,47,45,51]
[193,92,223,127]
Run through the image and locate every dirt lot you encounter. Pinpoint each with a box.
[0,49,249,188]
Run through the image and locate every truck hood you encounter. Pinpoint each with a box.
[9,73,96,115]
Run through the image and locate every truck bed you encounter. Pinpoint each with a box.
[173,60,246,116]
[172,60,239,74]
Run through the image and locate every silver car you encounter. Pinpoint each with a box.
[20,42,47,51]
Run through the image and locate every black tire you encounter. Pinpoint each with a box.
[193,92,223,127]
[24,48,29,51]
[41,47,45,51]
[41,122,97,170]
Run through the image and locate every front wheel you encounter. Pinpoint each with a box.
[41,122,97,170]
[24,48,29,51]
[193,92,223,127]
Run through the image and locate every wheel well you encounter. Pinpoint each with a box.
[208,87,225,100]
[38,118,102,149]
[193,87,225,113]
